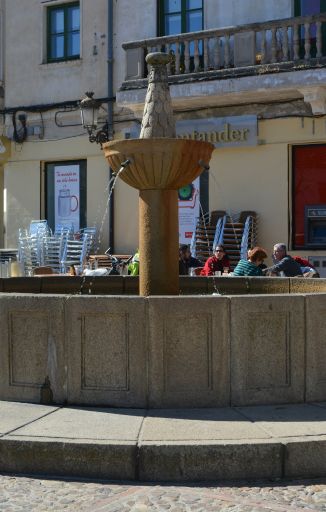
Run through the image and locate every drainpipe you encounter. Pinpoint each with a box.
[107,0,114,252]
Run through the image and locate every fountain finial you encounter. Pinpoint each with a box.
[139,52,176,139]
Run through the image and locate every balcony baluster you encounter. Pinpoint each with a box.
[204,38,209,71]
[282,26,289,61]
[184,40,190,73]
[316,21,323,58]
[293,23,300,61]
[175,41,180,74]
[261,29,266,64]
[194,39,200,72]
[271,27,277,63]
[224,34,231,68]
[304,22,311,60]
[166,43,171,74]
[214,37,220,69]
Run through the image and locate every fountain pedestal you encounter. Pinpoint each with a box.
[103,53,214,295]
[139,189,179,295]
[104,137,213,295]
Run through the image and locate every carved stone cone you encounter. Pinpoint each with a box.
[103,53,214,296]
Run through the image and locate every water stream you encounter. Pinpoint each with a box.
[79,166,128,295]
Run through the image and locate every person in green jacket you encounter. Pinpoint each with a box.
[128,250,139,276]
[233,246,267,276]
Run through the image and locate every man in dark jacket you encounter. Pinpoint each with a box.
[263,243,302,277]
[179,244,203,275]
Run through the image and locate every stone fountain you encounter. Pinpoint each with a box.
[0,52,324,431]
[103,52,214,295]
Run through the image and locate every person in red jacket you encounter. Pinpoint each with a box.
[200,245,230,276]
[292,256,319,277]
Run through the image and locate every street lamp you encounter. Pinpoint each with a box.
[79,91,110,146]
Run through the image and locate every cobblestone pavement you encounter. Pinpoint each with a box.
[0,474,326,511]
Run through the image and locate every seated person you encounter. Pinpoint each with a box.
[292,256,319,277]
[128,250,139,276]
[200,245,230,276]
[263,243,302,277]
[179,244,203,275]
[233,246,268,276]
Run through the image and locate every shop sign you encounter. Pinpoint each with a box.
[54,164,80,232]
[176,115,257,148]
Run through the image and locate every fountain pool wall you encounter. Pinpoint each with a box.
[0,277,326,408]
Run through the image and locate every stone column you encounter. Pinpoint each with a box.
[139,52,179,295]
[139,189,179,296]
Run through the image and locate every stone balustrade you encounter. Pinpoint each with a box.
[0,286,325,409]
[122,13,326,83]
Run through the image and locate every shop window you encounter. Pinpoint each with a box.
[158,0,203,72]
[292,145,326,249]
[45,160,86,233]
[47,2,80,62]
[294,0,326,57]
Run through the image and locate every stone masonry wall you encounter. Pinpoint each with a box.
[0,291,325,408]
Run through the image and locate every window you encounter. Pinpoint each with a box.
[294,0,326,16]
[158,0,203,72]
[159,0,203,36]
[47,2,80,62]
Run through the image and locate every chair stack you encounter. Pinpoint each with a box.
[18,220,97,276]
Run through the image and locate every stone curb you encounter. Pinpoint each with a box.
[1,434,326,482]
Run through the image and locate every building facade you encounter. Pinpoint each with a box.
[1,0,112,252]
[1,1,326,271]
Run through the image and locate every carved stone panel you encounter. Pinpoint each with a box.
[245,313,290,390]
[9,311,48,387]
[0,295,66,404]
[234,31,256,67]
[147,296,230,408]
[66,297,147,406]
[125,47,144,80]
[230,295,305,406]
[305,294,326,402]
[81,313,129,391]
[163,314,213,392]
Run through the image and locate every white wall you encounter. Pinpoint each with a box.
[205,0,293,30]
[4,136,111,251]
[4,160,40,247]
[5,0,108,107]
[113,0,157,92]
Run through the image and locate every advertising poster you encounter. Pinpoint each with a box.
[54,164,80,231]
[178,177,200,244]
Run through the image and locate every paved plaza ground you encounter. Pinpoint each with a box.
[0,474,326,511]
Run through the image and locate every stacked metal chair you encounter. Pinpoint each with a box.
[18,221,97,275]
[60,235,89,273]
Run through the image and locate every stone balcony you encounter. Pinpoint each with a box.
[117,13,326,116]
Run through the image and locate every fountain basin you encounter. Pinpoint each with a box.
[103,138,214,190]
[0,279,325,408]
